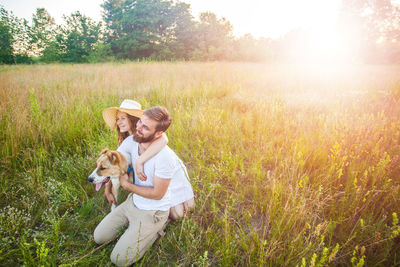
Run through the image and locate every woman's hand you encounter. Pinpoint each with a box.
[136,160,147,181]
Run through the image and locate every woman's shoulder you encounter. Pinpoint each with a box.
[126,135,134,142]
[118,135,138,150]
[122,135,136,145]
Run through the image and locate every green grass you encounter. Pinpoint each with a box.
[1,62,400,266]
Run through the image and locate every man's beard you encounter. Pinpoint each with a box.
[133,131,156,143]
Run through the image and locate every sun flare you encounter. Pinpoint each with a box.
[241,0,357,63]
[304,27,357,63]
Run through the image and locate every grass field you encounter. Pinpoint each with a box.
[1,62,400,266]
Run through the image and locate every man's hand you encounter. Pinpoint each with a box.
[105,190,117,206]
[135,160,147,181]
[120,173,130,189]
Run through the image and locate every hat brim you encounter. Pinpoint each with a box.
[102,107,144,130]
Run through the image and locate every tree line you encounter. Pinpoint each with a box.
[1,0,400,64]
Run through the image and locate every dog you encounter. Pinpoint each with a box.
[88,149,128,211]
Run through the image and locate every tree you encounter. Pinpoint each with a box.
[0,7,14,64]
[41,40,62,63]
[339,0,400,63]
[9,16,31,61]
[103,0,178,59]
[57,11,103,62]
[29,8,56,56]
[232,34,273,62]
[168,2,197,60]
[86,43,114,63]
[0,6,37,64]
[102,0,210,60]
[194,12,234,60]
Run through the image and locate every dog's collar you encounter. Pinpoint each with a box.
[127,167,134,173]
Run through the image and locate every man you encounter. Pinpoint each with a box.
[93,106,177,266]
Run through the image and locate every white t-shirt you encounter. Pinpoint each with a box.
[117,136,175,211]
[168,158,194,206]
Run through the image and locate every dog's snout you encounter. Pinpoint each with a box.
[88,177,94,183]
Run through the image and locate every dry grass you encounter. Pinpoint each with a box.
[1,62,400,266]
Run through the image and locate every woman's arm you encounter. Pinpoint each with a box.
[136,133,168,181]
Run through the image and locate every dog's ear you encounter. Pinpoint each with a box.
[111,151,128,174]
[101,148,110,155]
[109,151,119,164]
[103,150,115,163]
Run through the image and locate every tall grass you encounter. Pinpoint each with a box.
[1,62,399,266]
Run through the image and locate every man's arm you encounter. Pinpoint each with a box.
[119,173,171,200]
[104,181,117,205]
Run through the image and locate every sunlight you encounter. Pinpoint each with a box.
[305,27,356,63]
[242,0,356,63]
[186,0,342,38]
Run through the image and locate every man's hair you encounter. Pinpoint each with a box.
[144,106,172,132]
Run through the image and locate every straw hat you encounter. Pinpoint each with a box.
[102,99,144,129]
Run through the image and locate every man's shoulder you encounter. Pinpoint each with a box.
[153,146,178,163]
[157,146,176,157]
[153,146,178,178]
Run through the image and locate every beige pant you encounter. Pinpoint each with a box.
[94,194,169,266]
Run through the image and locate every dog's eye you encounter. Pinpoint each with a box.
[99,167,106,171]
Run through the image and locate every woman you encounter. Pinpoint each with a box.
[102,99,194,220]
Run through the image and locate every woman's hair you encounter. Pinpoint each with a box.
[117,113,139,145]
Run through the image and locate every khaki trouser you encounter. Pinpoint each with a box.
[94,194,169,266]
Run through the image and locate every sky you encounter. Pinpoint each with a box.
[0,0,342,39]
